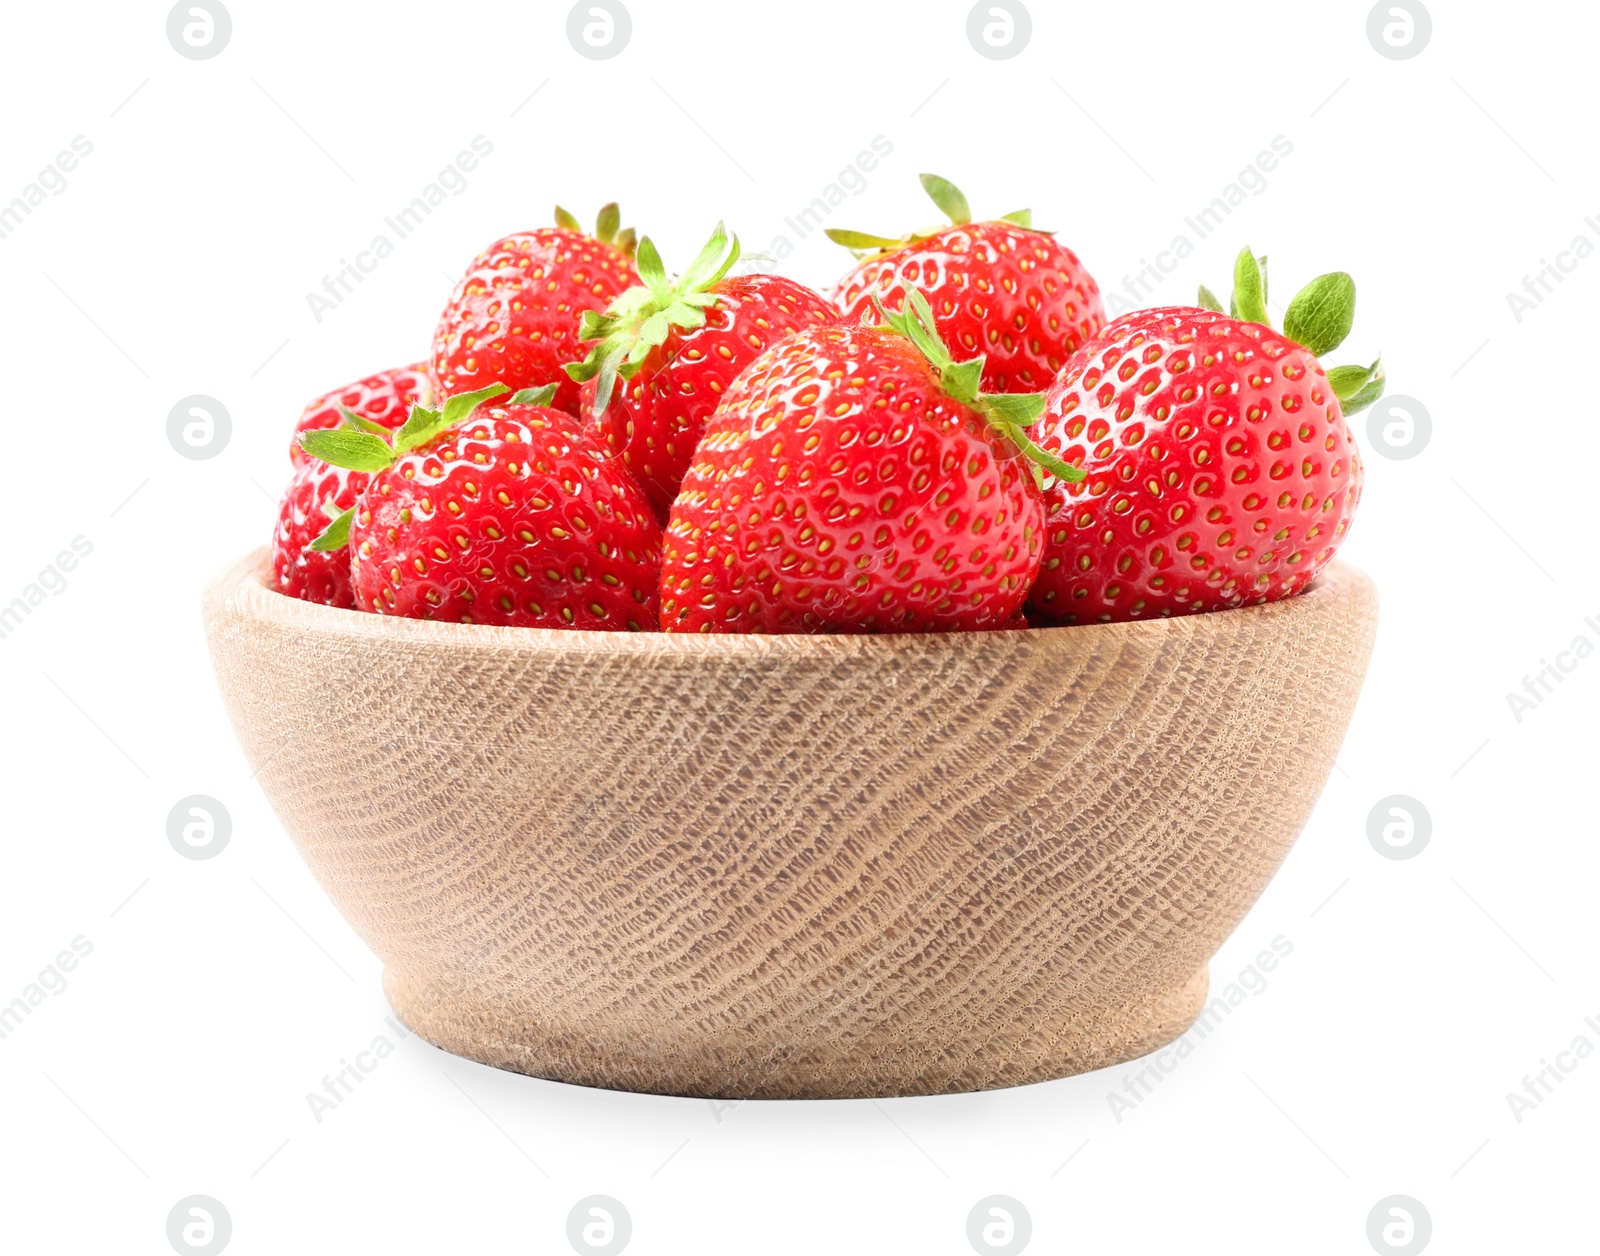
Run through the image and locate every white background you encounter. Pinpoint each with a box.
[1,1,1594,1252]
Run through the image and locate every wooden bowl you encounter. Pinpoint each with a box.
[204,549,1376,1099]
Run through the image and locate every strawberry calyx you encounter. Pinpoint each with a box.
[1201,246,1387,416]
[825,173,1040,259]
[336,406,391,435]
[871,286,1084,488]
[565,223,741,414]
[553,202,637,258]
[298,382,530,551]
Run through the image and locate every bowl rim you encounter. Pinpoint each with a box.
[208,548,1369,660]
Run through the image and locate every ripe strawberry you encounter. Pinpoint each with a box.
[828,174,1105,393]
[430,205,639,413]
[301,384,661,630]
[289,363,431,465]
[271,458,366,608]
[1027,248,1382,624]
[568,225,838,521]
[276,366,433,606]
[660,288,1080,634]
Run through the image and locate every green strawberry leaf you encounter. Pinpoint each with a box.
[393,383,508,454]
[1197,285,1226,313]
[831,177,1050,260]
[1232,247,1270,327]
[824,228,905,251]
[613,227,637,257]
[664,300,708,332]
[974,391,1047,428]
[392,405,443,452]
[595,202,620,245]
[942,358,985,404]
[920,173,971,226]
[876,284,1070,484]
[1328,357,1380,401]
[1331,358,1386,415]
[1284,272,1356,357]
[299,428,394,473]
[554,205,581,233]
[308,506,354,553]
[1009,428,1087,484]
[674,222,739,294]
[565,224,741,415]
[592,346,628,414]
[635,237,671,301]
[898,288,956,372]
[638,310,671,350]
[439,382,509,424]
[509,384,559,407]
[338,405,389,435]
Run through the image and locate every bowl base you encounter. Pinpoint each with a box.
[383,964,1211,1099]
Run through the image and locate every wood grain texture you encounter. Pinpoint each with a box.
[204,549,1377,1098]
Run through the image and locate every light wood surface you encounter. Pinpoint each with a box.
[204,549,1377,1098]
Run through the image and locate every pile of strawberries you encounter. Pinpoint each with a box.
[272,176,1382,634]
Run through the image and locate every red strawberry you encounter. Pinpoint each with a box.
[568,225,839,521]
[271,458,366,608]
[1027,248,1381,624]
[289,363,431,465]
[828,174,1105,393]
[430,205,639,414]
[301,384,661,630]
[660,288,1078,634]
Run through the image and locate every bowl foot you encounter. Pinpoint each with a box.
[382,965,1211,1099]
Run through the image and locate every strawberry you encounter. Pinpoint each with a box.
[1027,248,1382,624]
[301,384,661,630]
[828,174,1105,393]
[271,458,366,608]
[430,205,639,413]
[288,363,431,465]
[567,225,839,522]
[659,288,1080,634]
[276,365,433,606]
